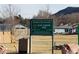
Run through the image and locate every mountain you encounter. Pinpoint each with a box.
[51,7,79,26]
[55,7,79,15]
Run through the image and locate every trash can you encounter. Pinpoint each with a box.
[19,38,28,54]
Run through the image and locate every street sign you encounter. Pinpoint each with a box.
[30,19,53,35]
[29,19,53,54]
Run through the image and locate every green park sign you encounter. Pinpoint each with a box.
[30,19,53,35]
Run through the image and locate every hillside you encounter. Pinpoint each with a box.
[55,7,79,15]
[52,7,79,26]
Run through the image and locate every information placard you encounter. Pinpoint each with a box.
[30,19,53,35]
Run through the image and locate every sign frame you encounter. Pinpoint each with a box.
[29,19,53,54]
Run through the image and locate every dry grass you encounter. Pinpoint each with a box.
[53,50,62,54]
[0,43,18,54]
[54,35,78,45]
[0,31,78,54]
[0,32,18,54]
[31,35,78,54]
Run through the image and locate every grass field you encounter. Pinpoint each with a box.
[53,34,78,54]
[0,43,18,54]
[0,32,18,54]
[31,34,78,54]
[0,32,78,54]
[54,34,78,45]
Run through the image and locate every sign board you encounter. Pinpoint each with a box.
[30,19,53,35]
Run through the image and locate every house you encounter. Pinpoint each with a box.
[53,25,73,34]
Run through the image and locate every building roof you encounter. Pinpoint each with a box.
[54,25,72,29]
[14,24,26,29]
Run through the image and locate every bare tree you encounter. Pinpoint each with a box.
[32,5,51,19]
[0,4,21,43]
[0,4,20,25]
[33,10,51,19]
[0,4,20,19]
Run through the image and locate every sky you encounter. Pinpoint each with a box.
[1,4,79,19]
